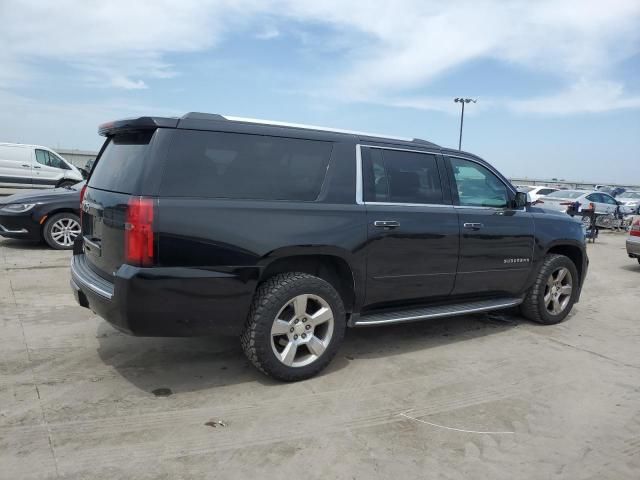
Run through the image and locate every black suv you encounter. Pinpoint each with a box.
[71,113,588,381]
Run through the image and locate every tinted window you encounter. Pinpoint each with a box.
[601,194,617,205]
[450,157,509,208]
[538,188,556,195]
[363,148,443,204]
[585,193,601,202]
[161,130,333,201]
[88,131,153,193]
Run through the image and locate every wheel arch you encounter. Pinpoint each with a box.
[39,208,81,239]
[545,242,586,285]
[258,252,357,314]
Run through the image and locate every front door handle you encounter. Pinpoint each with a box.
[374,220,400,228]
[33,165,41,169]
[463,222,483,230]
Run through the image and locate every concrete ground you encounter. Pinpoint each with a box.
[1,233,639,480]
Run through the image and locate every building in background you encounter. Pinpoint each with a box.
[55,148,97,168]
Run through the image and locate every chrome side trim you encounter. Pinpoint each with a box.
[356,144,364,205]
[365,201,451,208]
[0,225,28,234]
[361,144,440,155]
[354,298,523,326]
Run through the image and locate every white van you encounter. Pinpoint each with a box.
[0,143,84,189]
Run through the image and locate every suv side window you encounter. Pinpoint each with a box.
[161,130,333,201]
[450,157,509,208]
[363,148,443,204]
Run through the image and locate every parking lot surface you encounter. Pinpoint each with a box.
[1,233,639,479]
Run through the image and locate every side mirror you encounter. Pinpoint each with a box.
[513,191,528,209]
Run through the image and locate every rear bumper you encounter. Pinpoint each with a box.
[70,253,257,336]
[627,236,640,258]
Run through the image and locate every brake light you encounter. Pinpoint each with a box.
[125,197,155,266]
[79,184,87,223]
[631,220,640,237]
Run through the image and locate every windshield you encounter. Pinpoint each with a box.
[546,190,584,199]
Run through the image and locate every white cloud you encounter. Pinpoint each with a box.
[110,76,148,90]
[509,79,640,114]
[255,26,280,40]
[0,0,639,112]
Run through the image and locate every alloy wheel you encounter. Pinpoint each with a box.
[543,267,573,315]
[270,294,335,368]
[50,217,81,247]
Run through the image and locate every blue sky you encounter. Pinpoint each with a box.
[1,0,639,184]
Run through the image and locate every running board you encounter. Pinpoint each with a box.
[352,297,523,327]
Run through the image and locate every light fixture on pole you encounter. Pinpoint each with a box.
[454,97,477,150]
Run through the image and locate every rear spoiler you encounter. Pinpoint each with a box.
[98,116,180,136]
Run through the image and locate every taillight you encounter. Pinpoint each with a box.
[631,220,640,238]
[79,184,87,223]
[125,197,155,266]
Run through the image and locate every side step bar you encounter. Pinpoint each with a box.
[352,297,523,327]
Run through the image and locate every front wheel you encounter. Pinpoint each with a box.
[241,272,346,381]
[520,254,579,325]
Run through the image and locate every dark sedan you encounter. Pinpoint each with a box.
[0,182,83,249]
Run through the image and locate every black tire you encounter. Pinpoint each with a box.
[241,272,346,382]
[520,254,579,325]
[637,258,640,265]
[43,212,81,250]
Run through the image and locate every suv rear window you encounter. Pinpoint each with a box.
[160,130,333,201]
[89,131,153,193]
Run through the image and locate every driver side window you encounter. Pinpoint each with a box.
[450,157,509,208]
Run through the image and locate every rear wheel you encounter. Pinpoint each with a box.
[43,212,81,250]
[520,254,579,325]
[241,272,346,381]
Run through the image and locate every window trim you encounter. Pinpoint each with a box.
[355,144,448,207]
[444,153,522,211]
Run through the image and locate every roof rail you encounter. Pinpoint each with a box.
[180,112,438,146]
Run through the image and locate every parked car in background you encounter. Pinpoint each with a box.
[597,185,626,198]
[627,218,640,264]
[0,143,83,189]
[0,182,83,249]
[71,112,588,381]
[617,191,640,211]
[537,190,621,215]
[517,185,559,203]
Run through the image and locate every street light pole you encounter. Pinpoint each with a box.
[454,97,477,150]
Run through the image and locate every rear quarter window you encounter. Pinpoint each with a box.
[88,131,153,193]
[160,130,333,201]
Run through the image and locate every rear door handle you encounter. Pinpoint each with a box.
[374,220,400,228]
[21,164,30,168]
[463,222,483,230]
